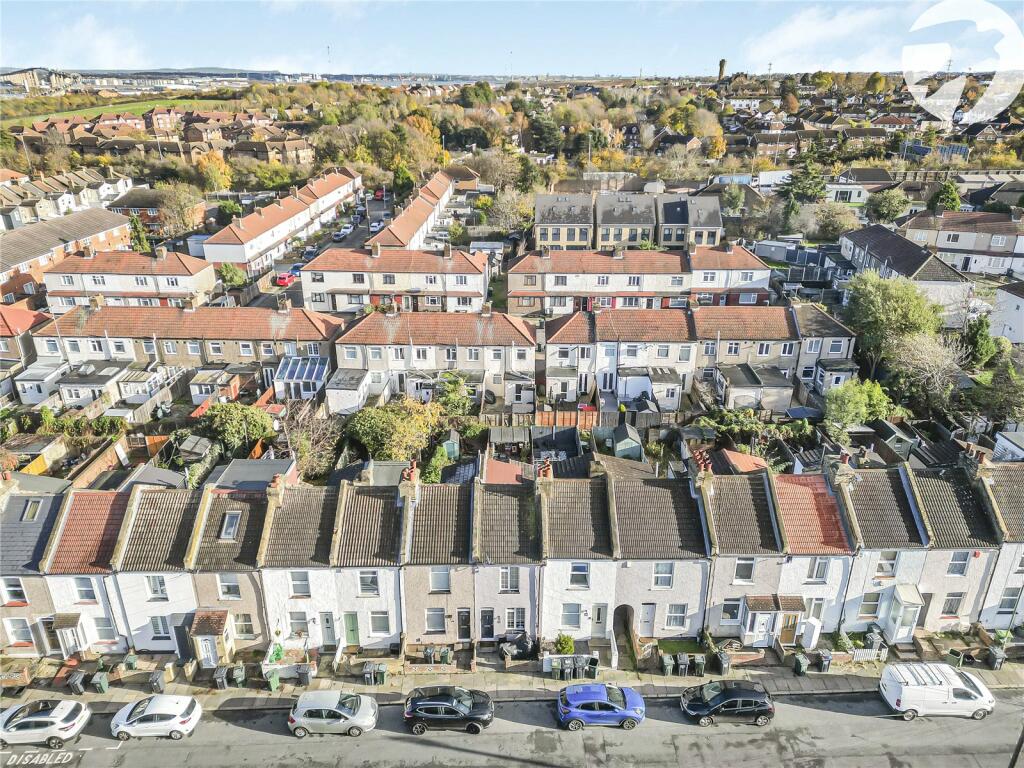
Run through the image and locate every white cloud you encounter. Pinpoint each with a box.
[43,14,150,70]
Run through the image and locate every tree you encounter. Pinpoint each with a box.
[217,199,242,225]
[782,93,800,114]
[421,444,453,484]
[458,81,495,108]
[843,271,943,377]
[515,154,542,193]
[812,202,859,241]
[864,189,909,223]
[252,161,293,191]
[390,163,415,200]
[128,213,151,252]
[961,314,997,369]
[704,135,726,159]
[436,373,472,417]
[489,188,530,232]
[528,114,563,154]
[776,158,825,203]
[824,379,896,444]
[218,263,247,288]
[984,358,1024,426]
[154,181,203,237]
[196,152,233,191]
[889,332,969,412]
[279,399,344,480]
[448,220,468,246]
[866,72,887,94]
[928,180,961,212]
[346,397,446,461]
[201,403,274,454]
[811,71,834,91]
[721,183,744,215]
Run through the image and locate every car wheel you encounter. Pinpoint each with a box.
[411,722,428,736]
[292,727,308,739]
[972,709,988,721]
[466,723,482,735]
[902,709,918,722]
[169,730,184,741]
[0,739,7,748]
[46,737,64,750]
[347,726,363,737]
[566,719,585,732]
[698,716,713,728]
[755,715,771,727]
[116,731,131,741]
[621,718,638,731]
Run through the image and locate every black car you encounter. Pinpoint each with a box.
[680,681,774,727]
[403,686,494,735]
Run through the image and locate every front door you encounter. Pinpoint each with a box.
[457,609,471,641]
[638,603,656,637]
[480,609,494,640]
[577,374,590,397]
[591,604,608,638]
[320,612,337,648]
[41,618,60,655]
[748,613,775,647]
[779,613,800,645]
[199,637,218,668]
[343,612,360,647]
[396,373,406,394]
[57,627,81,659]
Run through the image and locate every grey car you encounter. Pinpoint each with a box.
[287,691,378,738]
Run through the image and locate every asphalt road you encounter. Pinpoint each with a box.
[3,692,1021,768]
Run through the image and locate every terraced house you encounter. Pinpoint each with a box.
[301,244,489,314]
[534,194,594,250]
[902,208,1024,278]
[594,194,656,249]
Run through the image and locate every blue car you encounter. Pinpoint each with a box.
[556,684,645,731]
[289,263,304,276]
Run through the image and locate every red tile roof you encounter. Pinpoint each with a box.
[47,491,131,574]
[546,309,694,344]
[305,248,486,274]
[0,305,49,337]
[205,195,310,245]
[367,195,437,247]
[295,169,357,203]
[906,210,1024,235]
[688,244,769,271]
[45,250,211,277]
[509,250,689,274]
[722,449,769,473]
[37,306,343,342]
[337,311,535,346]
[773,475,851,555]
[691,306,798,340]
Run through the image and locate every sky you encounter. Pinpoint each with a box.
[2,0,1022,78]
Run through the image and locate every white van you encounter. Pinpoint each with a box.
[878,662,995,721]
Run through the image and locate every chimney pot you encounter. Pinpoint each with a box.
[840,451,850,465]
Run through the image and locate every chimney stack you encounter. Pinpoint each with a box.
[443,242,452,260]
[155,245,168,260]
[277,294,292,313]
[935,204,946,217]
[612,248,625,260]
[481,302,492,316]
[541,246,551,259]
[371,242,381,258]
[724,240,734,254]
[82,244,95,259]
[88,294,104,310]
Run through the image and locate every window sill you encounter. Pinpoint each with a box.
[290,595,313,600]
[498,591,520,595]
[567,586,590,591]
[2,601,29,608]
[74,601,99,605]
[148,598,169,602]
[8,642,34,648]
[428,591,451,595]
[358,593,380,598]
[151,637,171,642]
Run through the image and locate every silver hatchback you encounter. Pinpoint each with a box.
[288,691,378,738]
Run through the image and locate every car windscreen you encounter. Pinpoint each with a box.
[337,695,360,717]
[559,691,570,708]
[127,698,151,721]
[701,682,724,703]
[182,699,196,717]
[453,688,473,711]
[606,686,625,709]
[956,672,982,696]
[60,704,83,723]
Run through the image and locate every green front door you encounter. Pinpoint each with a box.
[343,613,359,646]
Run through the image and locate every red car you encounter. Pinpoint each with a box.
[275,273,297,287]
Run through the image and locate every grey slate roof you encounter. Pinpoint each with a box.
[792,303,855,339]
[708,474,781,555]
[613,480,707,559]
[409,484,471,565]
[210,459,295,491]
[0,208,129,271]
[911,468,997,549]
[0,493,64,576]
[989,463,1024,543]
[844,468,926,549]
[335,486,403,567]
[193,492,267,571]
[545,478,613,559]
[120,489,202,572]
[844,225,965,282]
[595,193,656,226]
[477,484,541,564]
[534,194,594,225]
[262,486,338,568]
[656,194,723,229]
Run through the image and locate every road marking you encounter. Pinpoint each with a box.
[103,743,122,751]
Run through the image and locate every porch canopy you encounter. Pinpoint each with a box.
[895,583,924,607]
[745,595,805,612]
[51,613,82,630]
[191,609,228,636]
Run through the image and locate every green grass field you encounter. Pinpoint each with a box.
[1,97,241,128]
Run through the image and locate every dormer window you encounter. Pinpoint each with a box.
[220,511,241,540]
[21,499,41,522]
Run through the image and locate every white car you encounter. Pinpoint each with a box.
[369,220,384,233]
[111,695,202,741]
[288,691,379,737]
[0,700,91,749]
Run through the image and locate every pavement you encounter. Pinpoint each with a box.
[2,693,1021,768]
[5,657,1024,716]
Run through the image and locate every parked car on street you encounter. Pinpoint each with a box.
[369,220,384,233]
[289,263,304,277]
[275,273,297,287]
[404,686,494,735]
[0,700,91,749]
[680,680,774,727]
[557,684,645,731]
[111,696,202,741]
[878,662,995,721]
[302,246,318,259]
[288,691,378,738]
